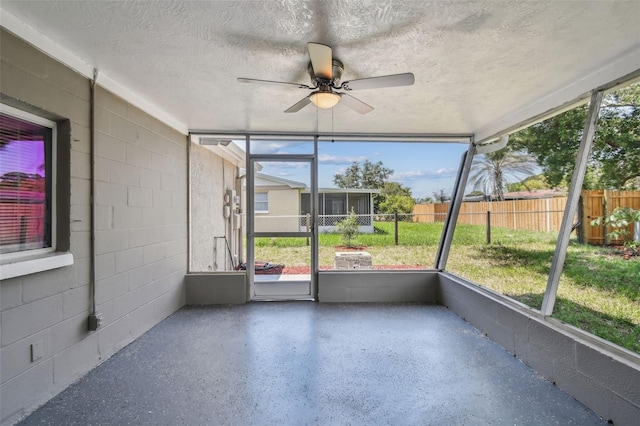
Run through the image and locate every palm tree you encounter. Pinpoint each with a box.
[468,151,537,201]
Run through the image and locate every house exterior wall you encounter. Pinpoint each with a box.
[190,143,238,271]
[0,29,187,425]
[254,187,300,232]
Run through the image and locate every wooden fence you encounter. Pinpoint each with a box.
[581,190,640,245]
[413,190,640,245]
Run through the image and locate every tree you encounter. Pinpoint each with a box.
[505,174,550,192]
[510,82,640,190]
[468,150,537,201]
[336,208,360,248]
[378,194,415,214]
[333,160,393,190]
[333,160,393,212]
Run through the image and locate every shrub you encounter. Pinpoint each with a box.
[336,208,360,247]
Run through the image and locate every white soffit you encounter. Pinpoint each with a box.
[1,1,639,138]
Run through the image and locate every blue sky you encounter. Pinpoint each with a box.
[241,139,469,200]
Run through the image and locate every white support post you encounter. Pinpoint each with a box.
[435,143,477,270]
[541,90,604,316]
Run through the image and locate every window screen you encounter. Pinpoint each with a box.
[255,192,268,212]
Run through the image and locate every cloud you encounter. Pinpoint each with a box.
[318,154,367,165]
[392,168,458,181]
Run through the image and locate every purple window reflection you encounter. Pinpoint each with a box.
[0,112,51,254]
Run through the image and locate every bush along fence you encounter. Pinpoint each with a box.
[412,190,640,246]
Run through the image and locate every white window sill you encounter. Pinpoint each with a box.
[0,252,74,280]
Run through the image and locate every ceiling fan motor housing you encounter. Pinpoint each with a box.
[308,59,344,87]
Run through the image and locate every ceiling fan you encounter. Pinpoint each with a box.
[238,42,415,114]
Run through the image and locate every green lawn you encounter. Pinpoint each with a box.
[254,221,639,353]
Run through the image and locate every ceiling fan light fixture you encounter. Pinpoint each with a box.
[310,91,341,109]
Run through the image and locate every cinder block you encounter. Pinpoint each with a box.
[95,300,114,328]
[129,227,154,248]
[164,237,187,258]
[151,152,173,173]
[46,59,90,101]
[128,263,155,290]
[94,106,111,134]
[113,205,142,229]
[153,286,184,321]
[70,230,91,259]
[0,30,48,79]
[0,278,22,310]
[128,301,157,337]
[70,150,90,179]
[152,258,174,281]
[171,191,186,208]
[95,253,115,281]
[1,295,63,346]
[554,359,611,420]
[57,91,90,127]
[161,172,182,192]
[74,256,91,287]
[97,316,132,357]
[52,333,99,386]
[576,342,640,405]
[50,312,90,354]
[153,189,172,208]
[94,205,114,230]
[95,272,130,304]
[128,186,152,207]
[0,329,51,384]
[110,160,140,186]
[527,319,576,368]
[95,181,128,207]
[70,203,91,232]
[62,285,90,320]
[0,359,53,425]
[152,120,183,144]
[115,247,144,274]
[138,127,162,154]
[70,124,91,155]
[139,168,161,190]
[608,391,640,425]
[142,207,162,227]
[95,229,129,255]
[22,266,74,303]
[94,156,110,182]
[70,177,91,205]
[143,243,164,264]
[0,62,51,108]
[96,86,127,117]
[110,114,139,144]
[126,144,153,169]
[95,131,125,162]
[126,103,156,132]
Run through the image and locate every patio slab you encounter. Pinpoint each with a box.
[19,303,605,425]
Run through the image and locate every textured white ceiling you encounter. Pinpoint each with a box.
[2,1,639,137]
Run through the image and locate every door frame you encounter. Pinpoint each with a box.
[245,136,319,300]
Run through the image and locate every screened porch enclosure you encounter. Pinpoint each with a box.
[301,190,376,233]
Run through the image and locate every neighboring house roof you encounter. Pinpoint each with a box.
[255,173,306,189]
[255,173,380,194]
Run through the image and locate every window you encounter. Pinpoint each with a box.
[0,105,56,258]
[254,192,268,213]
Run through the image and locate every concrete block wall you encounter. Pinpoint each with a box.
[0,30,187,425]
[438,273,640,425]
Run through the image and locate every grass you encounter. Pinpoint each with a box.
[254,221,640,353]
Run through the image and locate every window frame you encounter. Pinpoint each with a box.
[0,103,57,262]
[254,192,269,213]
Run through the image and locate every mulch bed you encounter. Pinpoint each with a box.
[607,245,639,260]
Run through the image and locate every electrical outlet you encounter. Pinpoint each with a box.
[88,313,103,331]
[31,340,43,362]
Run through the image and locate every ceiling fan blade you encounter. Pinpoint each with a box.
[342,73,415,91]
[238,77,310,89]
[285,96,312,113]
[340,93,374,114]
[308,42,333,80]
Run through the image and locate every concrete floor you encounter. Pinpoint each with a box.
[20,303,605,425]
